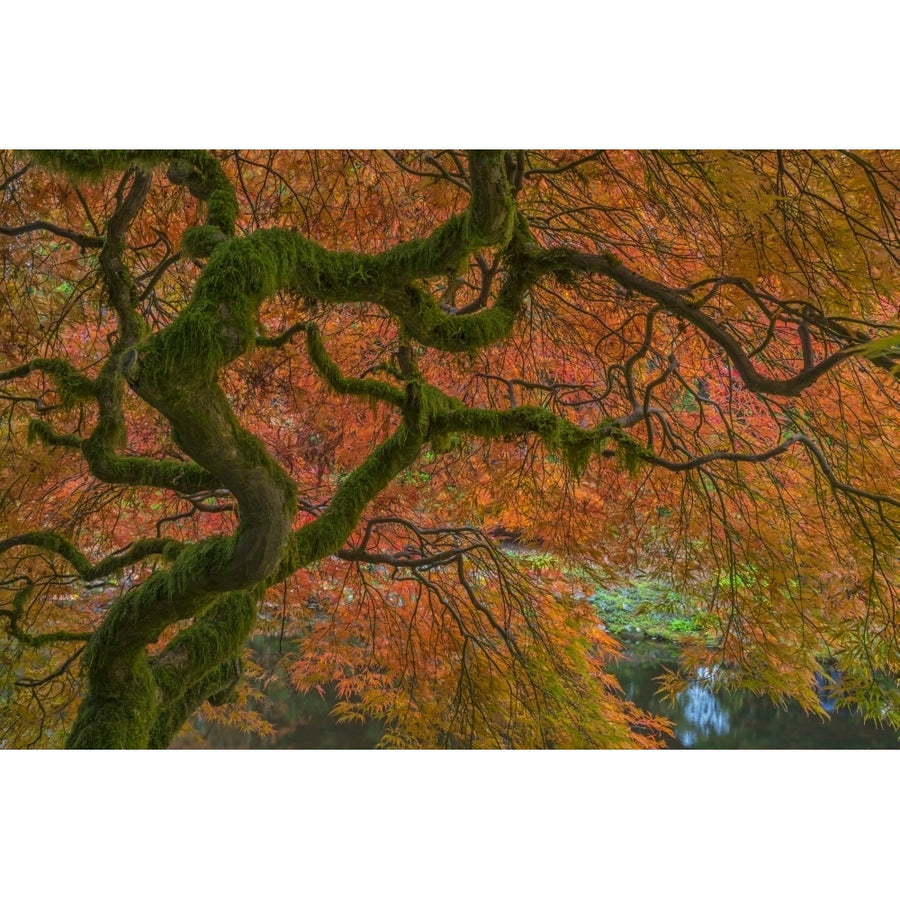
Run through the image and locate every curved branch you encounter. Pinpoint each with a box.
[561,250,859,396]
[14,647,86,686]
[0,530,184,581]
[0,220,104,248]
[0,357,97,406]
[641,433,900,517]
[27,419,84,449]
[255,321,307,348]
[149,589,257,729]
[305,323,405,407]
[432,398,648,477]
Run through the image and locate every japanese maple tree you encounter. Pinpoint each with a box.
[3,149,900,748]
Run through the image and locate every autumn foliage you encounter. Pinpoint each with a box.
[3,150,900,748]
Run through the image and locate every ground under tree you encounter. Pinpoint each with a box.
[2,150,900,748]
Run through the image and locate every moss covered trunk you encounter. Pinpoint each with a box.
[6,150,522,748]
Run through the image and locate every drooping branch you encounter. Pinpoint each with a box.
[339,517,494,571]
[14,647,85,687]
[558,249,859,397]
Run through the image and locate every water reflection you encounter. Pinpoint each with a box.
[815,671,838,713]
[174,682,383,749]
[610,644,900,749]
[676,681,730,748]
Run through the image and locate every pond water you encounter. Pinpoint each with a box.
[609,642,900,749]
[178,680,385,750]
[176,640,900,749]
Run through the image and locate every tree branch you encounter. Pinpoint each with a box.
[0,220,104,248]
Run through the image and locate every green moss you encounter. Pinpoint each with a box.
[614,430,652,476]
[147,655,244,749]
[429,430,459,454]
[1,357,96,408]
[151,590,257,704]
[180,225,228,259]
[29,150,238,239]
[558,429,602,479]
[27,419,83,449]
[81,537,228,673]
[28,150,159,181]
[133,211,529,390]
[162,541,185,563]
[0,530,87,574]
[431,400,651,480]
[20,149,546,748]
[81,433,220,493]
[0,531,182,586]
[65,650,158,749]
[384,283,522,352]
[276,415,425,580]
[305,323,404,407]
[229,425,297,522]
[465,151,516,246]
